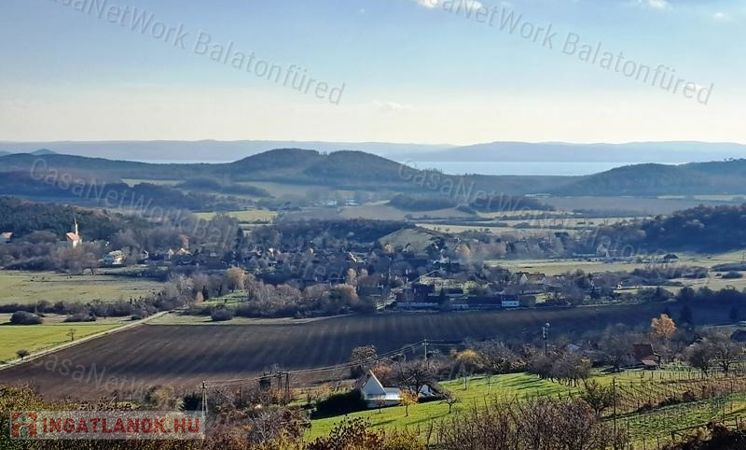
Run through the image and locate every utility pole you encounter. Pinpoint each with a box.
[201,381,208,418]
[612,377,618,449]
[542,323,551,355]
[285,372,291,404]
[423,339,430,370]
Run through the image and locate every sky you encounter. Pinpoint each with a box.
[0,0,745,145]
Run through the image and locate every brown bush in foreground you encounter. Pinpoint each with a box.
[436,398,628,450]
[663,423,746,450]
[308,418,424,450]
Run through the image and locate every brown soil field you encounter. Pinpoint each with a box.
[0,304,730,399]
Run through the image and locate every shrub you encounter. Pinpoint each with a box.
[211,307,235,322]
[10,311,42,325]
[185,305,212,316]
[311,390,367,419]
[308,418,425,450]
[722,271,743,279]
[181,392,202,411]
[64,313,96,323]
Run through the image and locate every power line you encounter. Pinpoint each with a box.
[204,340,431,387]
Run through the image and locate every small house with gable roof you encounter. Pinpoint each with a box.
[355,370,401,408]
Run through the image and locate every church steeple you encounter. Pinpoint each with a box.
[66,217,82,249]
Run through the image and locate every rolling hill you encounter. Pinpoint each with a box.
[0,140,450,162]
[2,149,746,198]
[554,160,746,196]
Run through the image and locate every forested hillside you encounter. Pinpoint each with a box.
[597,204,746,252]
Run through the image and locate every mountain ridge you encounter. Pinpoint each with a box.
[2,149,746,197]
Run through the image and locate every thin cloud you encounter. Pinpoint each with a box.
[411,0,486,11]
[638,0,671,11]
[372,100,415,113]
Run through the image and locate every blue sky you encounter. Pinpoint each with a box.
[0,0,744,144]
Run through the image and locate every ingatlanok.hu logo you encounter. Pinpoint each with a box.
[10,411,205,441]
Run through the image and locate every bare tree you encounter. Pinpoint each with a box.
[477,340,518,381]
[686,341,713,376]
[443,391,460,414]
[580,379,616,417]
[706,331,743,375]
[349,345,378,378]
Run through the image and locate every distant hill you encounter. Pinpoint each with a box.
[554,159,746,196]
[0,149,517,192]
[4,140,745,165]
[0,149,56,157]
[0,140,451,163]
[3,149,746,198]
[30,149,57,156]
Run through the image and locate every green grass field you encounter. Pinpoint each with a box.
[488,249,746,277]
[623,393,746,444]
[194,209,277,223]
[0,320,124,362]
[307,369,741,442]
[0,271,164,305]
[308,373,577,439]
[121,178,181,187]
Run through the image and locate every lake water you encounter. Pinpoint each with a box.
[398,161,640,176]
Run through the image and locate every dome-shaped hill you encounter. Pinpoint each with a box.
[228,148,322,173]
[303,150,408,183]
[554,163,710,196]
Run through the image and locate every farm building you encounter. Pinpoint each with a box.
[355,370,402,408]
[418,382,446,400]
[632,343,660,369]
[1,232,12,243]
[103,250,126,266]
[501,299,521,308]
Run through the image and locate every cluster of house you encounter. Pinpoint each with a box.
[392,269,576,311]
[355,370,444,409]
[394,282,525,311]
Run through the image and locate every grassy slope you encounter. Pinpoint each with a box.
[0,322,122,362]
[0,271,163,305]
[193,209,277,223]
[307,370,743,442]
[625,393,746,443]
[308,373,576,439]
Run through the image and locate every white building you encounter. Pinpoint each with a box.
[502,299,520,309]
[355,370,401,408]
[103,250,126,266]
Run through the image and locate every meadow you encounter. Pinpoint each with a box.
[0,271,163,305]
[193,209,277,223]
[489,249,746,277]
[308,373,572,439]
[308,369,746,445]
[0,317,125,362]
